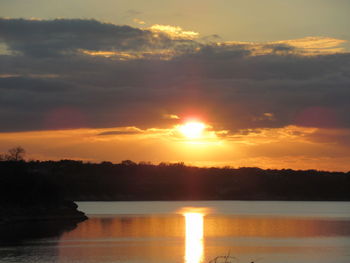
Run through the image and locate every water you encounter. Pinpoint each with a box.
[1,201,350,263]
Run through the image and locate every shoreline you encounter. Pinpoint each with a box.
[0,200,88,225]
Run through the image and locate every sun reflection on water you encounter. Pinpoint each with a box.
[184,212,204,263]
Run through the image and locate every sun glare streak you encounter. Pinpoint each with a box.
[184,213,204,263]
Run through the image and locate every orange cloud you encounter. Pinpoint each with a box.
[80,49,176,60]
[163,114,180,120]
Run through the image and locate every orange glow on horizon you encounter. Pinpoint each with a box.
[1,124,350,171]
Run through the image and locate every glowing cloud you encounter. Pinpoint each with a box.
[163,114,180,120]
[133,18,146,25]
[80,49,176,60]
[221,36,347,56]
[149,24,199,40]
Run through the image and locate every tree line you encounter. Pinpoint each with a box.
[1,147,349,201]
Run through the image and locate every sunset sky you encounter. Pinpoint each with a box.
[1,0,350,171]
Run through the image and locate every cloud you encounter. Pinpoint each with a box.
[222,37,347,56]
[0,18,350,136]
[133,18,146,25]
[163,114,180,120]
[277,37,347,54]
[98,127,143,136]
[149,24,199,40]
[98,130,142,135]
[0,18,196,57]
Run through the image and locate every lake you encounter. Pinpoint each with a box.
[1,201,350,263]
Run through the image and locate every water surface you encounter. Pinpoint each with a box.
[1,201,350,263]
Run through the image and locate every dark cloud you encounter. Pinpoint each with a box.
[98,130,142,136]
[1,18,350,133]
[0,18,193,57]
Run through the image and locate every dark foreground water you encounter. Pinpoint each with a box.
[1,201,350,263]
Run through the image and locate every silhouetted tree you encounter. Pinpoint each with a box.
[0,146,26,161]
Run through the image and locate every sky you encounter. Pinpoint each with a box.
[1,0,350,171]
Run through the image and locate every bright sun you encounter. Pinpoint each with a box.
[179,121,206,139]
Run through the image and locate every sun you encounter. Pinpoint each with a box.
[179,121,206,139]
